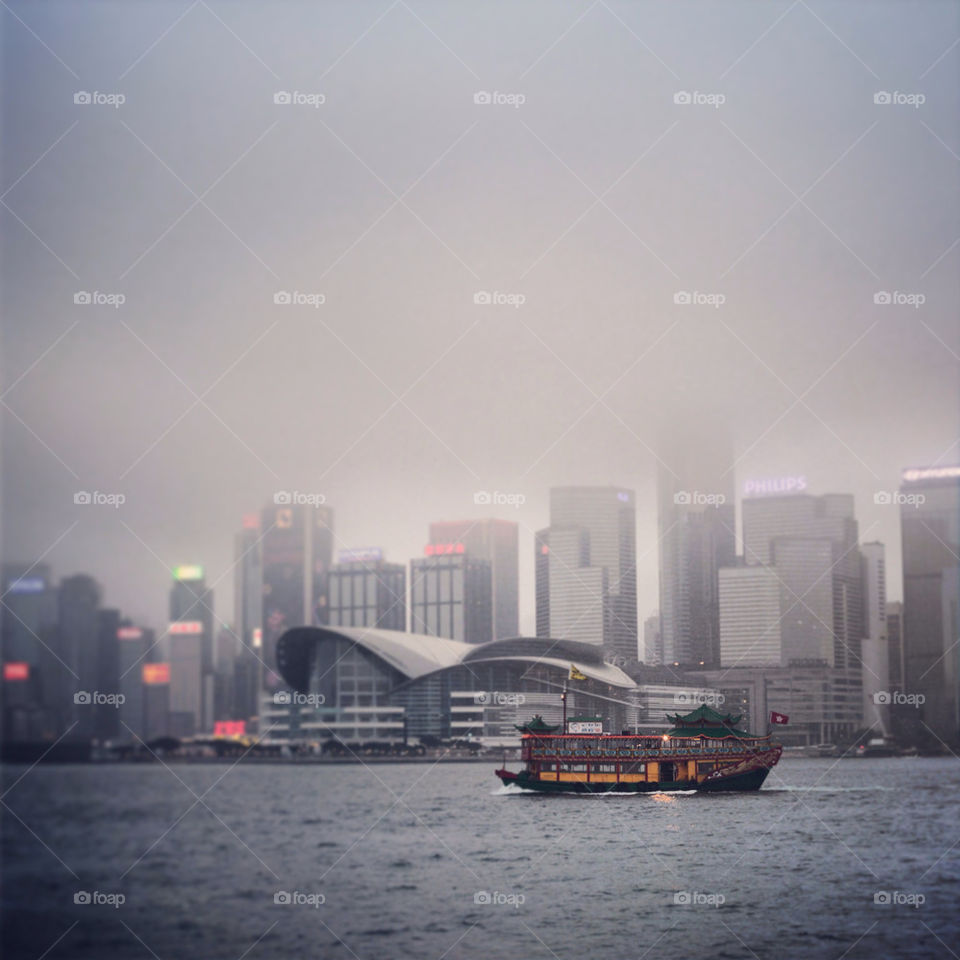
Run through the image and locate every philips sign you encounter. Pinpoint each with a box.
[743,476,808,498]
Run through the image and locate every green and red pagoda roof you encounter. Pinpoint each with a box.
[665,704,751,738]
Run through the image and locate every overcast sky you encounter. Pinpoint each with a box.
[2,0,958,636]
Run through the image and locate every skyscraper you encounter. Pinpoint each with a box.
[260,501,334,688]
[719,564,783,666]
[860,542,889,730]
[534,529,550,638]
[537,487,638,660]
[657,429,736,668]
[233,514,263,720]
[900,466,960,745]
[57,574,102,740]
[427,519,518,639]
[642,611,663,665]
[328,549,406,630]
[117,624,150,742]
[741,493,863,671]
[410,551,492,644]
[169,565,214,732]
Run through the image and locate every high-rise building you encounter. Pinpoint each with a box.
[537,487,638,660]
[233,515,263,720]
[410,552,492,644]
[57,574,102,740]
[534,530,550,638]
[260,501,334,688]
[900,466,960,746]
[887,601,904,692]
[860,542,889,731]
[427,520,518,639]
[657,430,736,668]
[117,624,150,743]
[169,565,214,732]
[328,549,406,630]
[142,661,171,741]
[719,564,783,667]
[642,612,663,665]
[1,564,59,739]
[95,608,121,741]
[741,493,863,671]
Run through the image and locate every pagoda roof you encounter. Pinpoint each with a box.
[515,715,560,733]
[664,703,749,738]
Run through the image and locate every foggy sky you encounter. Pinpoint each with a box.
[2,0,958,638]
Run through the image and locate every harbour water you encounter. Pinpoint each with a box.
[2,757,958,959]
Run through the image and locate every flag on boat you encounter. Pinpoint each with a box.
[770,711,789,725]
[568,664,587,681]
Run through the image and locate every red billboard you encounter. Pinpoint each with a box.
[142,663,171,685]
[168,621,203,635]
[3,662,30,681]
[214,720,247,738]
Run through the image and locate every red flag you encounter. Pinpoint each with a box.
[770,711,789,725]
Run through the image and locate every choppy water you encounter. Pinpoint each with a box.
[2,758,958,959]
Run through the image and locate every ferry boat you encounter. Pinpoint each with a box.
[495,705,782,794]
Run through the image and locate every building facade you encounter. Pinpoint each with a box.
[328,549,406,630]
[410,552,492,645]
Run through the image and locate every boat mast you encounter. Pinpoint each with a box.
[561,681,567,733]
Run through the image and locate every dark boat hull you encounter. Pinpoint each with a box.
[496,765,771,794]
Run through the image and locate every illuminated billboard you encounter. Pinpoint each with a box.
[337,547,382,564]
[213,720,246,738]
[743,476,808,498]
[142,663,171,685]
[173,564,204,581]
[3,662,30,681]
[117,626,143,640]
[7,577,45,594]
[902,466,960,483]
[168,621,203,635]
[425,542,465,556]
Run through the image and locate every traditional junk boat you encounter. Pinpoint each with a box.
[496,705,782,794]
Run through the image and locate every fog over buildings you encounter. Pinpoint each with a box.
[2,0,958,642]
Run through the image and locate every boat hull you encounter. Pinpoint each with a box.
[496,764,772,794]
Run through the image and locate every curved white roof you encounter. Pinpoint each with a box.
[320,625,472,680]
[462,654,636,689]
